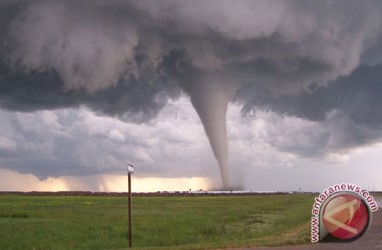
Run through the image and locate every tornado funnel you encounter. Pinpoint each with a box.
[182,77,237,189]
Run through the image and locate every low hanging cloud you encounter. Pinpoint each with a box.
[1,0,382,187]
[0,97,216,179]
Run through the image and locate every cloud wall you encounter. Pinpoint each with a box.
[1,1,382,188]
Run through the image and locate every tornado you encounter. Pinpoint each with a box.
[182,76,237,189]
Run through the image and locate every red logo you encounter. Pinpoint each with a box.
[322,194,370,241]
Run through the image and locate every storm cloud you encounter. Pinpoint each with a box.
[1,0,382,189]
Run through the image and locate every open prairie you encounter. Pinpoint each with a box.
[0,193,319,249]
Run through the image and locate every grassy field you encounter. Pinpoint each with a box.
[0,194,316,250]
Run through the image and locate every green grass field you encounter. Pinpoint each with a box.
[0,194,315,250]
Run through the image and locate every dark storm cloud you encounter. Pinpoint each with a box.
[236,63,382,159]
[238,64,382,135]
[0,61,179,122]
[2,0,381,102]
[2,0,382,181]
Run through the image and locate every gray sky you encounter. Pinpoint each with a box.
[1,0,382,192]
